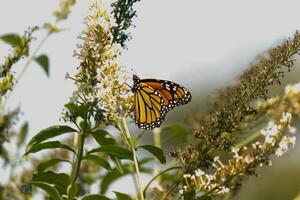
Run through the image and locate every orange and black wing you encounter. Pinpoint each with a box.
[134,79,191,130]
[134,83,167,129]
[140,79,192,111]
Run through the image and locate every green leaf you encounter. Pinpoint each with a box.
[100,159,152,194]
[91,129,116,146]
[183,190,196,200]
[138,145,166,164]
[21,182,32,194]
[25,141,75,155]
[32,171,70,195]
[197,196,212,200]
[111,156,123,174]
[81,194,111,200]
[64,102,77,112]
[36,158,70,173]
[0,33,22,47]
[113,191,132,200]
[84,154,111,170]
[91,129,122,172]
[100,167,130,194]
[64,102,89,119]
[67,185,78,200]
[17,122,29,146]
[88,145,133,160]
[29,181,63,200]
[162,124,188,136]
[34,54,49,76]
[26,125,76,152]
[79,120,90,133]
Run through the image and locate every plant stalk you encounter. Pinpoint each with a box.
[68,131,85,200]
[118,117,144,200]
[5,32,51,105]
[153,128,161,179]
[236,132,261,149]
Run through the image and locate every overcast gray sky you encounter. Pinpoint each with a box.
[1,0,300,198]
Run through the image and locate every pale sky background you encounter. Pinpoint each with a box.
[1,0,300,199]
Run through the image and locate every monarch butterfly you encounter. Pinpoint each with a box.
[131,74,192,130]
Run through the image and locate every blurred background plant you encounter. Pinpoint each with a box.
[1,0,300,200]
[0,0,77,199]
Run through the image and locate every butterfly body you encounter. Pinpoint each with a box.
[132,74,192,130]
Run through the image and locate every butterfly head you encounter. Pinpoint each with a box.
[132,74,140,92]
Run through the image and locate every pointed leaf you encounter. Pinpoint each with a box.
[29,181,63,200]
[26,125,76,152]
[101,168,130,194]
[64,102,89,119]
[88,145,133,160]
[81,194,111,200]
[138,145,166,164]
[91,129,122,172]
[25,141,75,155]
[36,159,71,173]
[85,154,111,170]
[32,171,70,195]
[111,156,123,174]
[35,54,49,76]
[64,102,77,113]
[162,124,188,139]
[91,129,116,146]
[17,122,29,146]
[100,159,152,194]
[114,191,132,200]
[0,33,22,47]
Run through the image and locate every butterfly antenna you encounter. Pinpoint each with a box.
[117,79,132,95]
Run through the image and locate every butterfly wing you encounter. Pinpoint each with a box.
[140,79,192,110]
[134,79,191,130]
[134,82,166,129]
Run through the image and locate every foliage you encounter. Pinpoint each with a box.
[171,31,300,171]
[0,0,77,199]
[0,28,36,98]
[111,0,141,48]
[169,33,300,198]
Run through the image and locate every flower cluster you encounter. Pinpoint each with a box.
[0,73,13,96]
[111,0,141,47]
[176,31,300,172]
[68,2,131,125]
[259,81,300,119]
[43,0,76,34]
[0,109,19,156]
[53,0,76,22]
[0,27,37,99]
[180,110,296,198]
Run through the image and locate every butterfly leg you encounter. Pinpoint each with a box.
[117,82,132,95]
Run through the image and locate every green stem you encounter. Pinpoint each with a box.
[143,166,182,198]
[4,32,50,105]
[68,131,85,200]
[118,117,144,200]
[153,128,161,178]
[162,177,183,200]
[236,132,262,149]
